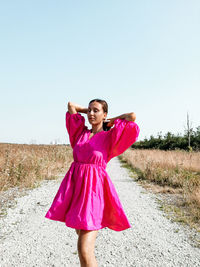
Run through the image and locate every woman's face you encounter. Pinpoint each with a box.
[87,101,107,126]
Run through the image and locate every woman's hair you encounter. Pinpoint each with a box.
[89,98,112,131]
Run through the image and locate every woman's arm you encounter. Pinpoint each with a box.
[106,112,136,127]
[68,102,88,114]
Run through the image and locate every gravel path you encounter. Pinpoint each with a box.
[0,157,200,267]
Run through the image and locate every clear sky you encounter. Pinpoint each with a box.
[0,1,199,145]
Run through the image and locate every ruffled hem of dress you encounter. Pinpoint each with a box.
[45,214,132,232]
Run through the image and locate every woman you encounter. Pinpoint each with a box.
[45,98,140,267]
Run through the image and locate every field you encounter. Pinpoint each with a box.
[0,143,73,191]
[119,148,200,231]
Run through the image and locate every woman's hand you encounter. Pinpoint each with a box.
[104,118,115,127]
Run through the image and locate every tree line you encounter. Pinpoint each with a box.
[132,126,200,151]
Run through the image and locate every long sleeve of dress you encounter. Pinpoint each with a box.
[66,111,87,148]
[107,118,140,162]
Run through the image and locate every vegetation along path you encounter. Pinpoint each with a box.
[0,157,200,266]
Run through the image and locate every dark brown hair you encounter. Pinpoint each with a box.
[89,98,112,131]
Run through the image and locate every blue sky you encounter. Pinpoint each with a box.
[0,1,199,144]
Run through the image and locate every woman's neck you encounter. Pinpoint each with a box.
[91,124,103,134]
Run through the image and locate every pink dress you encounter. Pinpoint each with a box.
[45,111,140,231]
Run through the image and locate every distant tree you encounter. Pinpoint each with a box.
[184,112,193,151]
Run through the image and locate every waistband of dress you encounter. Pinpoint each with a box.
[73,160,106,168]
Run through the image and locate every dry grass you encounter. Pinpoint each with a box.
[0,143,73,192]
[125,149,200,173]
[119,148,200,231]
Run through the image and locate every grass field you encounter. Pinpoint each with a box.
[0,143,73,191]
[119,148,200,231]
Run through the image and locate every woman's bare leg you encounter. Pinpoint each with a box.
[77,229,98,267]
[75,229,80,236]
